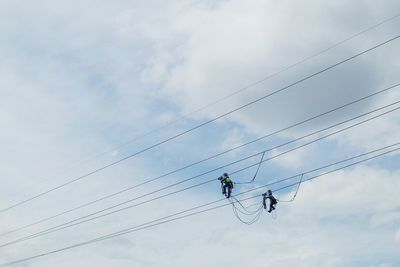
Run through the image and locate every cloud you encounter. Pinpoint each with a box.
[333,88,400,152]
[140,0,400,139]
[0,1,399,267]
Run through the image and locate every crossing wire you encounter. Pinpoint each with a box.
[2,82,398,239]
[2,96,400,242]
[44,12,400,187]
[0,34,399,215]
[1,143,399,266]
[2,105,400,248]
[2,81,396,239]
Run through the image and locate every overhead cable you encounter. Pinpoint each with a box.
[2,96,399,240]
[1,34,398,214]
[2,143,399,266]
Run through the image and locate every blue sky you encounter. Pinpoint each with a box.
[0,0,400,266]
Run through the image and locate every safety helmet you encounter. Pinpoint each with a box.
[267,190,272,195]
[223,173,229,177]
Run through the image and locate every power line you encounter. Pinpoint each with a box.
[92,144,400,242]
[104,12,400,150]
[277,174,304,202]
[32,102,400,230]
[2,81,395,240]
[3,105,399,248]
[45,103,399,233]
[43,12,400,187]
[2,95,399,240]
[1,33,399,215]
[2,144,399,266]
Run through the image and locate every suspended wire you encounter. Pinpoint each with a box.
[234,151,266,185]
[3,136,400,249]
[1,34,399,215]
[229,196,264,225]
[102,143,400,237]
[260,175,304,216]
[16,105,400,238]
[2,98,400,241]
[1,84,398,242]
[0,81,393,238]
[96,12,400,152]
[231,203,263,225]
[1,12,399,264]
[277,173,304,202]
[32,12,400,193]
[2,144,399,267]
[4,101,400,242]
[230,196,262,215]
[1,83,396,239]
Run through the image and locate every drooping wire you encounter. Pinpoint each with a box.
[277,173,304,203]
[1,139,395,250]
[2,144,399,267]
[8,107,400,248]
[230,196,262,215]
[19,12,400,200]
[1,34,399,215]
[2,81,397,240]
[234,151,266,185]
[231,204,263,225]
[2,102,400,246]
[229,196,264,225]
[263,173,304,219]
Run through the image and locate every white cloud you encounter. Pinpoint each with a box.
[269,143,314,170]
[0,1,399,267]
[333,89,400,152]
[140,0,400,140]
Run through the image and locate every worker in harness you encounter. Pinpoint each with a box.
[263,190,277,213]
[218,173,234,198]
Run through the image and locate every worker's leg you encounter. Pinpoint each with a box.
[227,186,231,198]
[268,203,273,213]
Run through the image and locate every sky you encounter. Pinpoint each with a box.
[0,0,400,266]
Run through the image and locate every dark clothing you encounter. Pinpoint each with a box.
[263,194,277,212]
[221,177,233,198]
[222,183,232,198]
